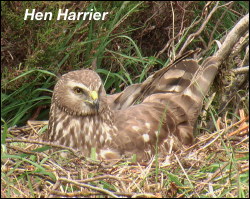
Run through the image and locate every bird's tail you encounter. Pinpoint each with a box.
[108,52,220,122]
[107,50,200,109]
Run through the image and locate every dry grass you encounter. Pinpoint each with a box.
[1,2,249,198]
[2,108,248,198]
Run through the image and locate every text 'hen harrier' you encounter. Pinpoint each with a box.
[44,55,219,162]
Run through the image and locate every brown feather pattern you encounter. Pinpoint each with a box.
[44,55,220,162]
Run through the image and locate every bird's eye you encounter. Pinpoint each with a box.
[73,87,83,94]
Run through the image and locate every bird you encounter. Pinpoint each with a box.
[43,54,219,162]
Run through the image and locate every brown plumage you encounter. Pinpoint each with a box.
[43,55,219,162]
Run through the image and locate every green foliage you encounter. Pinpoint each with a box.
[2,1,248,127]
[1,2,249,197]
[1,69,56,126]
[1,1,152,126]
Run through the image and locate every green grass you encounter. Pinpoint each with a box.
[1,1,249,198]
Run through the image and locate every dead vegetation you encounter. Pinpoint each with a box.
[1,1,249,198]
[2,108,248,197]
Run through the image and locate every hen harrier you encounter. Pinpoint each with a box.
[44,54,219,162]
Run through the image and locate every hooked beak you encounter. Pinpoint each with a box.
[89,91,99,111]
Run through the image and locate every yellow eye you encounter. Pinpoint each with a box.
[73,87,83,94]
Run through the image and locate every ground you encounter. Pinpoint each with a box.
[1,1,249,198]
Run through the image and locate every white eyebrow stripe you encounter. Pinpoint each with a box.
[67,81,90,92]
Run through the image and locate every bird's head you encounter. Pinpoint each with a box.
[53,69,107,116]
